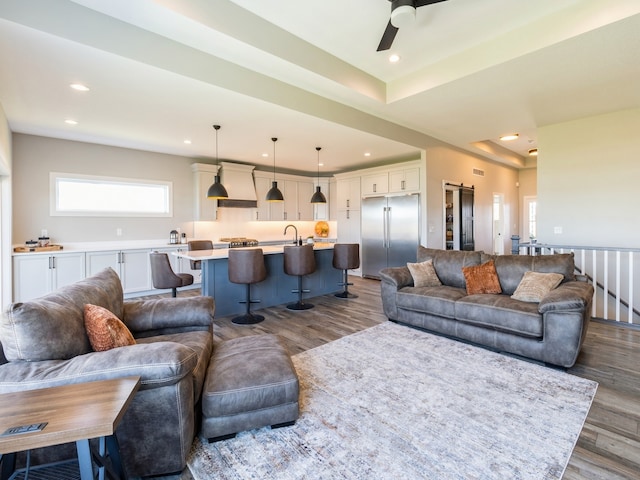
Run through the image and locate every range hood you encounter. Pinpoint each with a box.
[217,162,258,208]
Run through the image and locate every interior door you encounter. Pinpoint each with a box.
[460,187,475,251]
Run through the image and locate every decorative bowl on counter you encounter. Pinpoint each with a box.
[314,221,329,238]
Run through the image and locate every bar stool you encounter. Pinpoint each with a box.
[188,240,214,270]
[228,248,267,325]
[333,243,360,299]
[150,252,194,297]
[283,245,316,310]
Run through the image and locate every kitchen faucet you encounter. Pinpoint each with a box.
[284,224,298,245]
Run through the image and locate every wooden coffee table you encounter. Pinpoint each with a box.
[0,376,140,480]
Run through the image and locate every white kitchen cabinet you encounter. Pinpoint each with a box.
[192,163,219,221]
[361,172,388,196]
[86,249,151,294]
[336,177,361,210]
[297,180,315,221]
[254,172,315,221]
[336,209,361,244]
[13,252,86,302]
[389,167,420,193]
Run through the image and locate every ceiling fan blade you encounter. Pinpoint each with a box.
[377,20,398,51]
[415,0,448,7]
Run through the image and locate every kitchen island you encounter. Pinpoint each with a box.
[174,243,342,317]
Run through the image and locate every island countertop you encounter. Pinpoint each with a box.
[172,242,334,261]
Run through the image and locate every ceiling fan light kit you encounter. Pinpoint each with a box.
[378,0,449,52]
[390,5,416,28]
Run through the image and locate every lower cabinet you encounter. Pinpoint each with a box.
[86,249,151,294]
[13,252,86,302]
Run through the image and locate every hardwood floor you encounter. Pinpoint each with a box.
[148,276,640,480]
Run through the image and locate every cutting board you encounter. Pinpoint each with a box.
[14,245,64,253]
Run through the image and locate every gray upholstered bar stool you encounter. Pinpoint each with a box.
[228,248,267,324]
[150,252,194,297]
[333,243,360,299]
[188,240,214,271]
[283,245,316,310]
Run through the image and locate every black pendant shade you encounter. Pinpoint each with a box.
[207,124,229,199]
[266,137,284,202]
[310,146,327,204]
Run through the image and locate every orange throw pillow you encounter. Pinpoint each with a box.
[84,304,136,352]
[462,259,502,295]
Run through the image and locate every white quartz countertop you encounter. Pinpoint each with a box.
[173,242,334,261]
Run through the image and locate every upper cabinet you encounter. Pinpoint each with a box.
[389,166,420,193]
[191,163,219,221]
[253,172,319,221]
[361,172,389,196]
[336,177,361,210]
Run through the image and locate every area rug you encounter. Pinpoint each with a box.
[187,322,597,479]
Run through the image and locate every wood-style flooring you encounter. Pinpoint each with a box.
[147,276,640,480]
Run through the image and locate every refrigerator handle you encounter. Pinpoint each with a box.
[386,206,391,248]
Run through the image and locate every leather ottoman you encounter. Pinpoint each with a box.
[201,334,300,442]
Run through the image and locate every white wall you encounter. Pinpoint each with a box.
[537,108,640,248]
[425,145,520,254]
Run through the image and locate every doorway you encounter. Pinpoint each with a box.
[443,183,474,251]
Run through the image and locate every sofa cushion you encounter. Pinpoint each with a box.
[396,285,467,319]
[407,259,442,287]
[455,295,543,338]
[416,246,482,289]
[462,260,502,295]
[1,268,124,362]
[84,304,136,352]
[511,271,564,303]
[489,253,576,295]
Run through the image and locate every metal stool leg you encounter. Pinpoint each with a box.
[232,284,265,324]
[287,275,314,310]
[335,269,358,299]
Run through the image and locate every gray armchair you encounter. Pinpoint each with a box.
[0,268,215,478]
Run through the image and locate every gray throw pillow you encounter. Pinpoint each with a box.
[511,271,564,302]
[407,259,442,287]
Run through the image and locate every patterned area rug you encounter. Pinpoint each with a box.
[188,322,597,479]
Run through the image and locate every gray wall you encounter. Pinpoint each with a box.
[12,134,195,244]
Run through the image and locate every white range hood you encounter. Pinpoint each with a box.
[218,162,258,208]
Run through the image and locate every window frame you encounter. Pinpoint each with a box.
[50,172,173,217]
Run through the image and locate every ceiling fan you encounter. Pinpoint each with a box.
[377,0,449,52]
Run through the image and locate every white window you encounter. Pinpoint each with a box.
[51,173,172,217]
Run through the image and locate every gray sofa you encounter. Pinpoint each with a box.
[380,247,594,368]
[0,268,215,478]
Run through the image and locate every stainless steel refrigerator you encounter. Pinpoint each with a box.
[361,193,420,278]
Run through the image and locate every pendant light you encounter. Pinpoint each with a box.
[206,124,229,199]
[310,146,327,204]
[265,137,284,202]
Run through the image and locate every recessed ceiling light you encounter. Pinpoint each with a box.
[318,163,324,167]
[64,119,78,125]
[389,54,400,63]
[364,152,371,157]
[261,153,269,157]
[499,133,519,141]
[70,83,90,92]
[183,139,192,145]
[528,148,538,156]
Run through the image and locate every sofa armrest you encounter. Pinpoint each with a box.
[0,341,198,394]
[379,266,413,290]
[123,296,214,336]
[538,281,594,314]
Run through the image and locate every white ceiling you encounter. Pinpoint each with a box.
[0,0,639,174]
